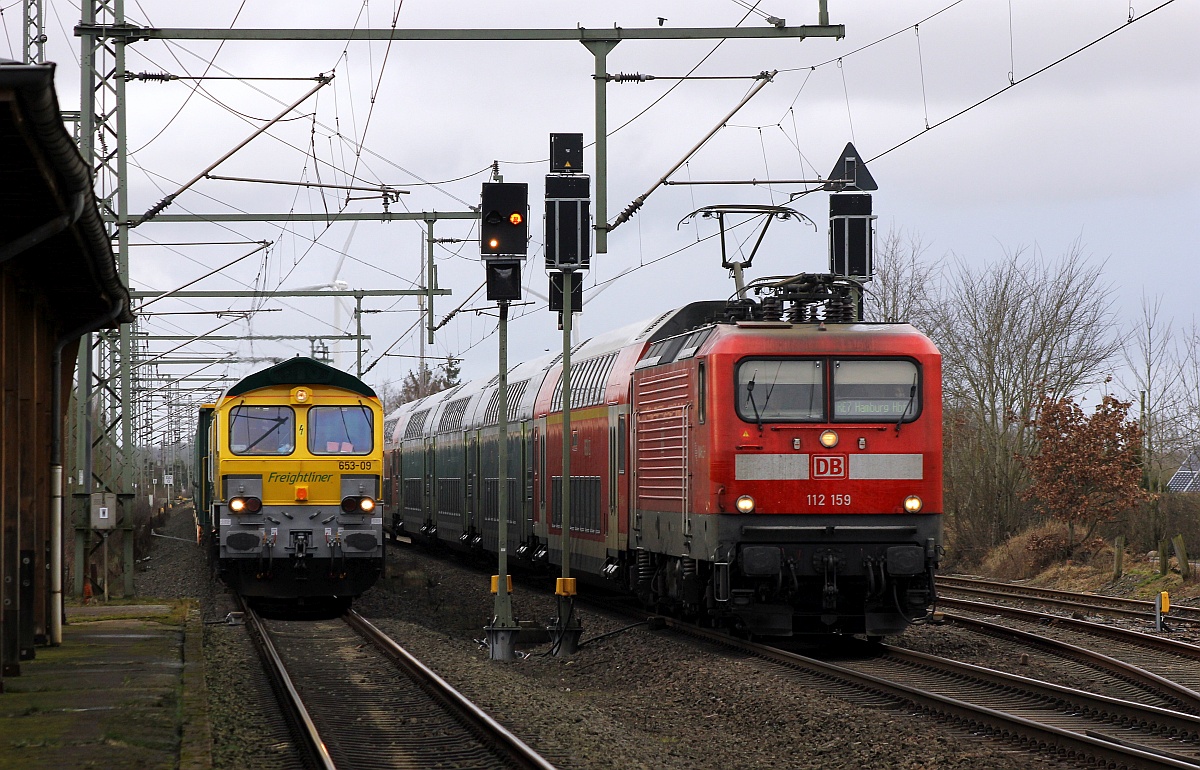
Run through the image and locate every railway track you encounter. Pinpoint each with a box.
[659,619,1200,769]
[936,611,1200,713]
[937,596,1200,713]
[242,602,556,770]
[937,575,1200,626]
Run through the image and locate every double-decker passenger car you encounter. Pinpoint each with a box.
[386,274,941,636]
[195,357,384,601]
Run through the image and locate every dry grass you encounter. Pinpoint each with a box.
[978,519,1113,581]
[972,519,1200,603]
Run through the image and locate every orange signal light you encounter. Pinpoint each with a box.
[508,211,523,226]
[488,238,499,249]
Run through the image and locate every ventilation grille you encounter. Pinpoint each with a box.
[550,476,602,534]
[403,409,430,440]
[551,352,617,411]
[402,479,423,511]
[484,379,529,425]
[437,478,463,517]
[438,397,471,433]
[481,478,521,524]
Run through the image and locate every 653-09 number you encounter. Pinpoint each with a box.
[807,494,851,506]
[338,460,374,471]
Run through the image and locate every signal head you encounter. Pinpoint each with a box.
[480,182,528,257]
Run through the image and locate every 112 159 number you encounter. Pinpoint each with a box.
[806,494,851,506]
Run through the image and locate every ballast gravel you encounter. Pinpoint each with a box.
[138,509,1071,769]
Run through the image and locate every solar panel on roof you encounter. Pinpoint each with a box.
[1168,472,1197,492]
[1167,451,1200,492]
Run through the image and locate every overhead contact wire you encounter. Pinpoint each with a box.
[866,0,1179,166]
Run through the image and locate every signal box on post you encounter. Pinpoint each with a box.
[829,193,875,279]
[545,174,591,271]
[550,133,584,173]
[480,182,528,258]
[548,270,583,312]
[485,260,523,302]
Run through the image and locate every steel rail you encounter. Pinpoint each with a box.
[660,618,1200,769]
[242,604,337,770]
[939,597,1200,658]
[343,610,558,770]
[879,644,1200,740]
[940,612,1200,711]
[937,575,1200,626]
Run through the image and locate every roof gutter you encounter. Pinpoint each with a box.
[0,60,132,322]
[0,188,86,265]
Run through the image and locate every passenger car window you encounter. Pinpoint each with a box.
[833,360,920,422]
[308,405,374,455]
[229,405,295,455]
[735,359,824,422]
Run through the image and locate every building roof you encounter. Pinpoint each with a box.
[1168,450,1200,493]
[0,60,132,328]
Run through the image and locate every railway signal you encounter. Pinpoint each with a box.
[480,179,529,658]
[544,133,588,655]
[546,133,590,272]
[480,182,528,257]
[826,141,877,283]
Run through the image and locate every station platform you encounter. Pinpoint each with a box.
[0,602,211,770]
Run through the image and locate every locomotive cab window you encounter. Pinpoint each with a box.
[229,405,295,455]
[833,359,920,422]
[736,359,824,422]
[308,405,374,455]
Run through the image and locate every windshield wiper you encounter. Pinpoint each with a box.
[895,374,918,435]
[745,370,763,434]
[245,416,288,452]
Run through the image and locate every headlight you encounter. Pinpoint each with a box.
[342,496,376,514]
[228,497,261,514]
[819,429,839,448]
[904,495,923,513]
[735,495,756,514]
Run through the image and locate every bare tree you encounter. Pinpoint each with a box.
[1119,294,1189,492]
[1183,319,1200,448]
[931,240,1122,561]
[862,226,943,328]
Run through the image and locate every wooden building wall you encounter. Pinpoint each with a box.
[0,266,73,677]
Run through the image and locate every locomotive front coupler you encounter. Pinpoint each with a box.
[256,530,277,579]
[816,550,844,611]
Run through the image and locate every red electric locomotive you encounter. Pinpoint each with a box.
[386,273,941,637]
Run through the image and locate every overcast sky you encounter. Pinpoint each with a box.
[19,0,1199,410]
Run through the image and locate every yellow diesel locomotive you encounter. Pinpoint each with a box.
[195,357,384,601]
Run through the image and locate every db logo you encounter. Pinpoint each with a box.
[812,455,846,479]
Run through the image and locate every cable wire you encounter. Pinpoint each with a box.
[866,0,1179,167]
